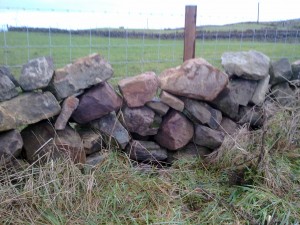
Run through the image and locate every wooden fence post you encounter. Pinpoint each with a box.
[183,5,197,62]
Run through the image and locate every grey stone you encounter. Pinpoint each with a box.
[217,117,240,135]
[21,121,86,165]
[221,50,270,80]
[19,56,54,91]
[270,58,292,85]
[125,140,167,162]
[55,96,79,130]
[251,75,270,105]
[0,130,23,164]
[91,111,130,149]
[167,143,211,163]
[49,53,113,99]
[0,74,18,102]
[184,98,222,129]
[159,58,228,101]
[0,92,61,132]
[78,129,104,155]
[118,71,158,107]
[154,110,194,150]
[271,82,295,107]
[229,78,258,106]
[291,60,300,81]
[193,124,225,149]
[0,67,19,87]
[72,82,122,124]
[122,105,158,136]
[160,91,184,112]
[86,152,107,168]
[146,97,169,116]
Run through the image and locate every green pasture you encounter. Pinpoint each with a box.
[0,31,299,83]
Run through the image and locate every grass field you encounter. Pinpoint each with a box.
[1,30,299,84]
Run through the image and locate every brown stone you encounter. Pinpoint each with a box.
[118,72,158,107]
[146,97,169,116]
[55,96,79,130]
[49,53,113,99]
[158,58,228,101]
[160,91,184,112]
[154,110,194,150]
[72,82,122,124]
[193,124,225,149]
[21,121,86,165]
[78,129,104,155]
[217,117,240,135]
[122,106,158,136]
[0,130,23,165]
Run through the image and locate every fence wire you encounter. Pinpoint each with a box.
[0,8,299,83]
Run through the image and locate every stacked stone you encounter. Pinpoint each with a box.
[0,51,299,168]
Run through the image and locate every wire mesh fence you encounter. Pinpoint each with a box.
[0,8,299,83]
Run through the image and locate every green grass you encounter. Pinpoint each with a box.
[1,31,299,84]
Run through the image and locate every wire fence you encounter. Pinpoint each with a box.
[0,8,300,83]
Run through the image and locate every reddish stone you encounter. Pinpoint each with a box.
[55,96,79,130]
[72,82,122,124]
[154,110,194,150]
[118,72,158,107]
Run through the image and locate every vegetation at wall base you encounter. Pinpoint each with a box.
[0,97,299,224]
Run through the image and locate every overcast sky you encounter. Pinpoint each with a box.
[0,0,299,29]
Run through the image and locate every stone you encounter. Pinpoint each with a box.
[271,82,295,107]
[85,152,107,168]
[291,60,300,81]
[118,71,158,107]
[217,117,240,135]
[122,105,158,136]
[0,92,61,132]
[183,98,222,129]
[19,56,54,91]
[0,73,18,102]
[210,88,240,121]
[251,75,270,106]
[0,130,23,164]
[221,50,270,80]
[55,96,79,130]
[72,82,122,124]
[125,140,167,162]
[154,110,194,150]
[238,106,264,128]
[167,143,211,163]
[193,124,225,149]
[146,97,169,116]
[21,121,86,165]
[91,111,130,149]
[229,78,257,106]
[49,53,113,99]
[160,91,184,112]
[270,58,292,85]
[158,58,228,101]
[0,66,19,87]
[78,129,104,155]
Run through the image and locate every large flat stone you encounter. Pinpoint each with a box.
[221,50,270,80]
[154,110,194,150]
[72,82,122,124]
[0,129,23,164]
[21,121,86,165]
[193,124,225,150]
[91,111,130,149]
[118,72,158,107]
[0,92,61,132]
[158,58,228,101]
[19,56,54,91]
[183,98,222,129]
[49,53,113,99]
[125,140,167,162]
[122,105,158,136]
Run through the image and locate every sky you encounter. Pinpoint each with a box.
[0,0,299,29]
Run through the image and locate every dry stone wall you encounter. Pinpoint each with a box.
[0,51,299,167]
